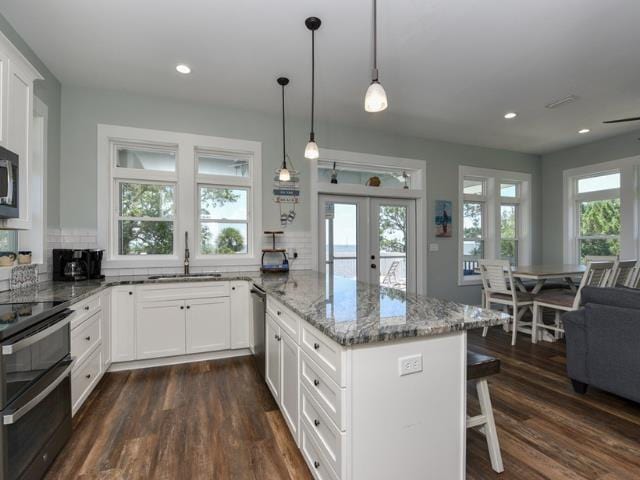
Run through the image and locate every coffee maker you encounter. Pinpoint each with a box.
[53,249,105,281]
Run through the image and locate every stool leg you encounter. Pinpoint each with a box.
[477,379,504,473]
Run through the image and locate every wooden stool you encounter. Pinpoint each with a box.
[467,351,504,473]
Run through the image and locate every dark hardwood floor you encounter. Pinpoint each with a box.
[46,329,640,480]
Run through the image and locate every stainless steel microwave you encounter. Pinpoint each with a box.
[0,146,19,219]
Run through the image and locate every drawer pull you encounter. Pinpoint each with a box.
[232,286,236,291]
[275,334,282,342]
[85,336,91,341]
[314,461,320,469]
[313,342,320,350]
[84,305,90,311]
[85,374,91,379]
[276,311,282,316]
[186,305,191,309]
[314,419,320,427]
[313,379,320,387]
[129,291,133,295]
[180,306,185,310]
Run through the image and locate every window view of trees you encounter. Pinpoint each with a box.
[500,205,518,265]
[379,206,406,253]
[118,183,175,255]
[200,187,248,255]
[578,198,620,260]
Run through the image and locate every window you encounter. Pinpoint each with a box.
[98,125,262,269]
[459,167,531,284]
[117,181,175,255]
[199,186,249,255]
[569,171,621,263]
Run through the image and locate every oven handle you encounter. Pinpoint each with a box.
[2,310,72,355]
[3,362,73,425]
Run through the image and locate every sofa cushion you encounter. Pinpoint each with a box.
[580,286,640,310]
[584,303,640,403]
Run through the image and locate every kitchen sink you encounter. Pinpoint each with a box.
[147,273,223,280]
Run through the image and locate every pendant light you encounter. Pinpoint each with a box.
[277,77,291,182]
[304,16,321,160]
[365,0,388,112]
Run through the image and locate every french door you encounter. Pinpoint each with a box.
[318,195,416,293]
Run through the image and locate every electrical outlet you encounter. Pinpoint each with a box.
[399,354,423,376]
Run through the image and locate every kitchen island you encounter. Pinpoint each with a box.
[0,270,507,480]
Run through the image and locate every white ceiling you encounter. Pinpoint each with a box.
[3,0,640,154]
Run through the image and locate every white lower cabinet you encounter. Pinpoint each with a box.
[111,287,136,362]
[186,297,230,353]
[136,300,186,359]
[265,314,281,402]
[230,281,250,348]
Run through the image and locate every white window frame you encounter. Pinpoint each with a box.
[97,125,262,270]
[458,166,532,285]
[563,157,639,264]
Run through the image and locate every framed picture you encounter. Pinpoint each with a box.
[435,200,453,238]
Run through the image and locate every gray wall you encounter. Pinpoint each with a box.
[61,85,541,304]
[541,129,640,264]
[0,13,61,227]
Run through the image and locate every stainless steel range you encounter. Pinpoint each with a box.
[0,302,73,480]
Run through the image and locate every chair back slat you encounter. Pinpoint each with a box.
[612,260,637,287]
[479,260,513,295]
[574,260,616,308]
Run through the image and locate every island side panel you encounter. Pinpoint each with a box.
[349,331,466,480]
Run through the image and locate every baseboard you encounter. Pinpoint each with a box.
[108,348,253,372]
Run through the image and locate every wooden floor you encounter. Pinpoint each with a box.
[46,329,640,480]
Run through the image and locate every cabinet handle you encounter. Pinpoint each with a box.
[180,306,185,310]
[313,379,320,387]
[85,336,91,341]
[129,291,133,295]
[84,305,90,311]
[186,305,191,309]
[314,419,320,427]
[232,287,236,291]
[276,311,281,316]
[313,461,320,469]
[313,343,320,350]
[85,374,91,379]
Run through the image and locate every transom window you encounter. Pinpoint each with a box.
[459,167,531,284]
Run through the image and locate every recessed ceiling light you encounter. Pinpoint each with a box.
[578,128,590,134]
[504,112,517,119]
[176,64,191,74]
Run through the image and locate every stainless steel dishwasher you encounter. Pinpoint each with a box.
[250,285,266,379]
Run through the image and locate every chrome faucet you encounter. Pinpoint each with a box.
[184,231,190,275]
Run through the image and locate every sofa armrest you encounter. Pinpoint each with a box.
[562,309,588,383]
[580,286,640,310]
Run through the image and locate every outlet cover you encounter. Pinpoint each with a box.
[399,354,423,376]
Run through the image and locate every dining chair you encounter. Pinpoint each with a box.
[629,261,640,289]
[478,259,534,346]
[611,260,637,287]
[531,261,615,343]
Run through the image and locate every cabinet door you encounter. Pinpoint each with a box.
[280,330,299,442]
[5,59,33,229]
[230,281,250,349]
[101,289,112,368]
[265,314,281,402]
[136,300,186,359]
[111,287,136,362]
[186,297,230,354]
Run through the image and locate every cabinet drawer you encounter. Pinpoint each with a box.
[71,311,102,367]
[71,346,103,415]
[301,323,346,387]
[267,297,299,342]
[300,423,339,480]
[70,294,102,329]
[301,385,346,477]
[300,352,346,431]
[138,282,230,302]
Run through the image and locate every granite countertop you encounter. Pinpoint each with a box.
[0,270,508,346]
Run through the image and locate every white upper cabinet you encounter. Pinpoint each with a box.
[0,31,43,229]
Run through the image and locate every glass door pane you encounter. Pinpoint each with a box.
[371,199,416,293]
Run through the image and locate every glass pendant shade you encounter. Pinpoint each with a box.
[279,167,291,182]
[304,140,319,160]
[365,81,388,112]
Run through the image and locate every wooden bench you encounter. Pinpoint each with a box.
[467,351,504,473]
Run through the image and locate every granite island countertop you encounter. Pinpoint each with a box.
[0,270,508,346]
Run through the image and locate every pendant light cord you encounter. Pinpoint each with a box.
[281,84,287,169]
[372,0,378,81]
[311,29,315,139]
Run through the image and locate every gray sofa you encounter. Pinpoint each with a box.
[563,286,640,403]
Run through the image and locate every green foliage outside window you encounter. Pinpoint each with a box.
[579,199,620,261]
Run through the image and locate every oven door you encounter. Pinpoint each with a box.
[1,309,71,409]
[0,359,72,480]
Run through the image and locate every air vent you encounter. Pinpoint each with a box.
[545,95,579,109]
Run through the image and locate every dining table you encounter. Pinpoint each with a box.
[511,264,587,294]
